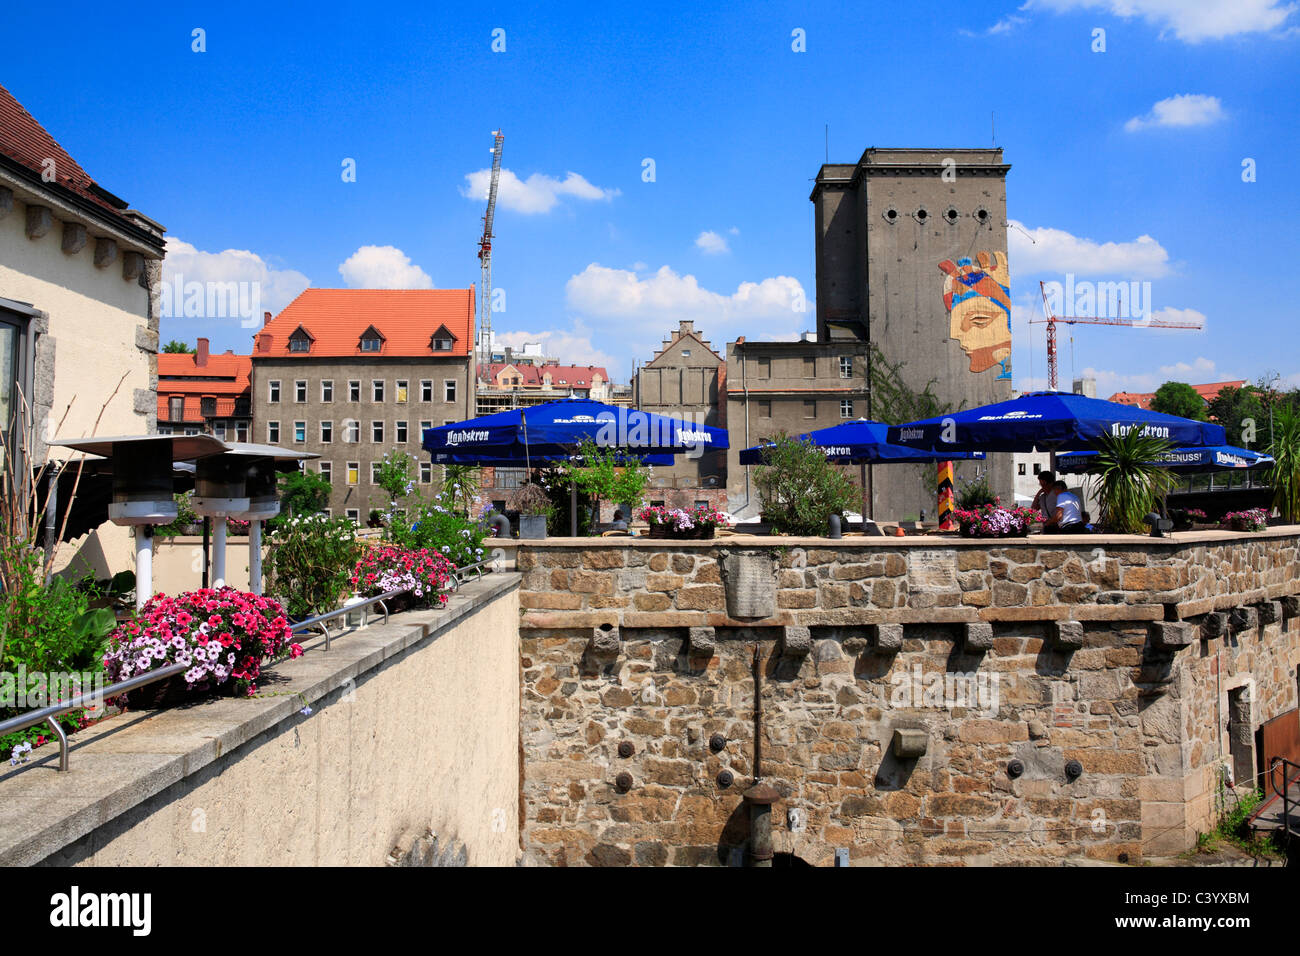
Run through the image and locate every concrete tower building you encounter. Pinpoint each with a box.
[810,147,1014,518]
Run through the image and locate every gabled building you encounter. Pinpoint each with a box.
[476,358,615,415]
[157,338,251,440]
[0,83,166,576]
[250,288,475,523]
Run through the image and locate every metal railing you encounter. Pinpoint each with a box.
[1268,756,1299,850]
[0,560,496,773]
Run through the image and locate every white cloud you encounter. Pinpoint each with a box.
[337,245,434,289]
[1009,220,1172,278]
[1021,0,1297,42]
[462,168,620,214]
[1146,307,1208,330]
[1158,356,1217,377]
[566,264,808,332]
[162,238,310,320]
[495,322,617,371]
[1125,94,1226,131]
[961,14,1028,36]
[728,226,740,236]
[695,230,730,255]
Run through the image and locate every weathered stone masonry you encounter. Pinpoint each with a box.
[501,531,1300,866]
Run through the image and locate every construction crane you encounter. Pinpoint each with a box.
[476,130,505,371]
[1032,280,1202,390]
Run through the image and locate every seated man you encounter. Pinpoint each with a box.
[1047,480,1087,533]
[1031,469,1058,525]
[610,509,629,532]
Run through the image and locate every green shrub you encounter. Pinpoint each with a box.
[956,473,997,510]
[1268,405,1300,523]
[754,434,858,535]
[385,500,488,568]
[272,469,332,527]
[264,514,363,619]
[555,440,650,533]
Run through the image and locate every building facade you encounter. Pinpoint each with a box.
[250,288,475,524]
[0,83,166,576]
[157,338,251,440]
[724,337,871,518]
[811,148,1015,519]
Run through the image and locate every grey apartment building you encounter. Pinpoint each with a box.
[250,288,475,523]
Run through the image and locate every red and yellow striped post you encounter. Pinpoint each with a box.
[937,460,955,531]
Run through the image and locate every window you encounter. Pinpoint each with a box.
[840,400,853,419]
[372,380,385,402]
[495,468,526,489]
[420,380,433,402]
[758,357,770,378]
[803,357,816,378]
[371,462,382,484]
[343,420,359,443]
[396,380,409,403]
[293,421,306,443]
[268,380,280,403]
[396,421,408,443]
[431,326,455,351]
[167,396,183,420]
[420,420,432,435]
[345,508,359,526]
[158,426,172,435]
[321,380,333,402]
[267,421,280,443]
[371,421,384,443]
[758,400,771,418]
[360,330,383,352]
[803,400,817,418]
[320,421,333,443]
[295,380,307,403]
[694,500,709,509]
[235,421,248,442]
[1017,463,1026,476]
[346,462,359,485]
[650,500,665,509]
[1032,462,1041,475]
[289,328,312,353]
[214,422,227,440]
[419,461,432,483]
[839,356,852,379]
[200,397,216,417]
[682,349,692,357]
[184,427,200,436]
[319,462,332,484]
[348,380,361,402]
[444,380,457,403]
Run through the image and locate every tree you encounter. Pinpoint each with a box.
[274,469,331,523]
[753,434,858,535]
[1149,381,1206,421]
[556,440,650,532]
[1206,385,1265,447]
[868,346,955,424]
[162,340,194,353]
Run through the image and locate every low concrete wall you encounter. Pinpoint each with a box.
[0,574,521,867]
[152,536,257,594]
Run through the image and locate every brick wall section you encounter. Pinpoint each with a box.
[503,530,1300,865]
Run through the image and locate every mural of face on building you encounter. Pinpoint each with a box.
[939,252,1011,379]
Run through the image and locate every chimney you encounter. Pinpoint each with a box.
[256,334,273,353]
[680,320,694,333]
[264,311,272,324]
[196,337,210,367]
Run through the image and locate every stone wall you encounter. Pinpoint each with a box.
[503,531,1300,865]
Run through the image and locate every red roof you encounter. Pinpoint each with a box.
[1108,380,1245,410]
[0,83,141,228]
[254,289,474,358]
[483,362,608,388]
[157,351,251,423]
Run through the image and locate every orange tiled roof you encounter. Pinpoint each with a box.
[0,83,143,230]
[483,362,608,388]
[253,289,474,358]
[1108,380,1246,410]
[157,351,251,423]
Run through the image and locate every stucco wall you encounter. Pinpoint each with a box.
[0,575,521,867]
[151,535,257,593]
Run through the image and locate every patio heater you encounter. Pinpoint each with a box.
[190,456,250,589]
[48,434,228,609]
[222,445,318,595]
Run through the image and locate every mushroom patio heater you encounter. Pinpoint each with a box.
[191,456,251,589]
[221,444,318,595]
[49,434,228,609]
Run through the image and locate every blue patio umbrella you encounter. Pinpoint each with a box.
[1056,444,1273,475]
[886,391,1226,455]
[738,420,986,465]
[426,447,676,467]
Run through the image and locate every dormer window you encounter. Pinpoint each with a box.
[430,326,457,352]
[359,325,385,353]
[288,325,314,353]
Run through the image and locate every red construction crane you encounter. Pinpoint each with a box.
[1032,280,1203,390]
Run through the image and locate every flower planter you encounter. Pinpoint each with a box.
[647,524,716,540]
[518,514,548,540]
[124,674,222,710]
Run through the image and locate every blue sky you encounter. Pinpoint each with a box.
[6,0,1298,392]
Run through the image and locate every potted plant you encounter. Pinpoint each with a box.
[953,502,1040,538]
[638,504,731,539]
[1088,430,1177,534]
[515,482,553,539]
[1220,508,1269,532]
[351,544,455,612]
[102,587,300,708]
[1267,406,1299,524]
[752,435,858,536]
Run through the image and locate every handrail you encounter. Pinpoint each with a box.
[1268,756,1299,848]
[1,561,496,774]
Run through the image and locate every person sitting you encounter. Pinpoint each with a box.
[1046,480,1087,533]
[1031,469,1058,525]
[610,509,629,532]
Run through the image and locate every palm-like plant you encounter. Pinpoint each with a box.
[1087,430,1177,534]
[1267,406,1300,523]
